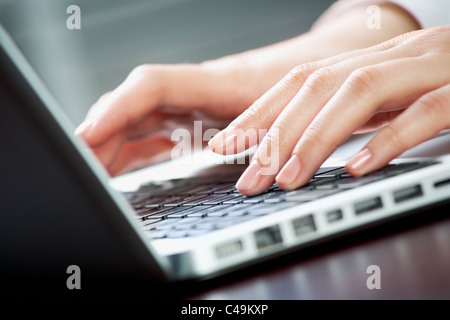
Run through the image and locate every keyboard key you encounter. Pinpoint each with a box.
[222,193,246,204]
[204,205,234,217]
[203,194,234,205]
[182,205,213,217]
[141,207,171,219]
[181,195,211,206]
[336,175,384,189]
[285,189,341,202]
[141,219,164,230]
[152,218,183,230]
[129,162,440,239]
[314,167,348,178]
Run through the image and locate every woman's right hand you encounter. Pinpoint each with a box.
[75,2,419,177]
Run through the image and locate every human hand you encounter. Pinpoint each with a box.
[209,26,450,196]
[76,3,418,177]
[74,63,264,176]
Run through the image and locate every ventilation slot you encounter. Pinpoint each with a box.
[434,177,450,189]
[292,214,316,237]
[354,197,383,215]
[326,209,343,223]
[393,185,423,203]
[254,225,282,252]
[215,240,243,259]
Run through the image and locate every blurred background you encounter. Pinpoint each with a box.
[0,0,335,126]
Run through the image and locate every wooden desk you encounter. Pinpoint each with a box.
[183,203,450,300]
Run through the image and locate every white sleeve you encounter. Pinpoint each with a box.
[313,0,450,29]
[389,0,450,28]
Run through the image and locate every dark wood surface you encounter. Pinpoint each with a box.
[182,202,450,300]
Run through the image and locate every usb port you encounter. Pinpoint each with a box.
[292,214,316,237]
[327,209,343,223]
[215,240,243,258]
[254,225,283,251]
[393,185,423,203]
[354,197,383,215]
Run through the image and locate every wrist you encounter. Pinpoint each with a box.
[310,3,420,52]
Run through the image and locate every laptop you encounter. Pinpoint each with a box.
[1,24,450,297]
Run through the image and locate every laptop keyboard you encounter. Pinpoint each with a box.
[125,162,435,239]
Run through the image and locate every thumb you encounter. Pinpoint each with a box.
[75,65,165,147]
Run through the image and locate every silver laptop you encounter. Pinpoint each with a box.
[1,24,450,296]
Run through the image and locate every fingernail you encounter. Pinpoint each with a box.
[276,155,301,186]
[347,148,372,174]
[75,119,94,136]
[208,126,236,153]
[236,161,261,191]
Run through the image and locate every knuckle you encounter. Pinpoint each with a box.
[379,125,407,150]
[243,102,265,125]
[301,125,328,150]
[129,64,164,80]
[346,67,381,96]
[418,91,449,121]
[129,64,152,77]
[303,66,336,95]
[261,127,283,149]
[258,126,288,156]
[287,63,315,84]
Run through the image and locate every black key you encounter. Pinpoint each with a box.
[210,184,238,194]
[285,189,341,202]
[175,184,214,196]
[314,166,342,176]
[164,207,195,218]
[263,197,285,203]
[314,167,347,178]
[140,219,164,230]
[222,193,246,204]
[142,196,185,208]
[336,175,384,189]
[202,194,235,206]
[381,162,435,176]
[182,205,213,217]
[220,203,253,216]
[181,195,211,206]
[172,218,203,230]
[153,218,184,230]
[204,205,235,217]
[140,207,171,219]
[309,177,339,189]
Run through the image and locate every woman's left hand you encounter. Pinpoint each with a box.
[209,26,450,196]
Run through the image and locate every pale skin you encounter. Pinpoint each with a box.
[76,4,450,196]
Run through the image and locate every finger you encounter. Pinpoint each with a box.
[208,36,405,155]
[353,109,404,134]
[108,135,175,176]
[346,83,450,176]
[91,130,126,169]
[276,54,450,190]
[76,64,218,147]
[235,44,427,195]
